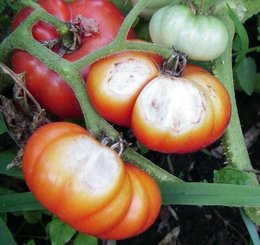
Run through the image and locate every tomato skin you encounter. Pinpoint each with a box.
[12,50,82,118]
[131,65,231,153]
[149,5,228,61]
[23,122,161,240]
[12,0,135,119]
[182,65,231,146]
[87,51,160,127]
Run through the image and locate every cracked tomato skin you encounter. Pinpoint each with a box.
[23,122,161,240]
[87,51,160,127]
[131,64,231,153]
[11,0,135,119]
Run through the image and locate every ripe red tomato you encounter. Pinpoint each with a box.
[12,0,135,119]
[131,64,231,153]
[23,122,161,240]
[87,51,160,127]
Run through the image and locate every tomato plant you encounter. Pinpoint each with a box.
[149,5,229,61]
[1,0,260,244]
[11,0,135,119]
[87,50,160,127]
[22,122,162,240]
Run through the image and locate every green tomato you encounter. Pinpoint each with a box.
[131,0,180,18]
[149,5,229,61]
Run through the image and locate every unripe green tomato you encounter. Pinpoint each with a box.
[131,0,180,18]
[149,5,229,61]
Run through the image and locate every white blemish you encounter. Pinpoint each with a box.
[104,58,154,97]
[138,76,207,134]
[59,136,121,195]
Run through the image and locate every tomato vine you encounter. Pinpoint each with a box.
[0,0,260,225]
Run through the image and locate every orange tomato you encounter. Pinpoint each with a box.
[87,51,160,127]
[131,64,231,153]
[22,122,162,240]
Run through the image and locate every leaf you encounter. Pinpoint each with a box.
[23,210,42,224]
[160,182,260,206]
[24,240,36,245]
[3,183,260,216]
[240,209,260,245]
[0,213,7,223]
[74,233,98,245]
[109,0,133,15]
[136,140,150,154]
[213,167,255,185]
[49,217,76,245]
[0,217,17,245]
[0,152,23,178]
[0,112,8,135]
[236,57,257,95]
[0,192,43,213]
[228,5,249,69]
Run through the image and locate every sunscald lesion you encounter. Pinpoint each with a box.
[140,76,208,134]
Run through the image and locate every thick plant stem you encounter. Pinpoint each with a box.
[212,15,260,224]
[122,148,183,184]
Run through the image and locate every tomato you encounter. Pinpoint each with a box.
[87,51,160,127]
[12,0,135,119]
[131,64,231,153]
[131,0,180,18]
[22,122,161,240]
[149,5,229,61]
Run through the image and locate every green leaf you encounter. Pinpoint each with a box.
[0,213,7,223]
[228,5,249,69]
[240,209,260,245]
[49,217,76,245]
[213,167,255,185]
[24,240,36,245]
[236,57,257,95]
[160,182,260,206]
[74,233,98,245]
[0,152,23,178]
[3,182,260,216]
[0,192,43,213]
[0,217,17,245]
[109,0,133,15]
[0,113,8,135]
[23,210,42,224]
[136,140,150,154]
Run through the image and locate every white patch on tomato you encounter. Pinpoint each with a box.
[104,58,154,97]
[138,75,207,134]
[58,135,122,196]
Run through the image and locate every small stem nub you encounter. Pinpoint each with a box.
[161,50,187,77]
[101,135,130,156]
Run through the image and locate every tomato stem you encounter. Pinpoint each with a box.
[212,14,260,224]
[161,50,187,77]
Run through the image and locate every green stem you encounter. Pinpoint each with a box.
[212,15,260,224]
[122,148,183,184]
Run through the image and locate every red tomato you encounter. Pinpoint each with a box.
[131,64,231,153]
[23,122,161,240]
[87,51,160,127]
[12,0,135,119]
